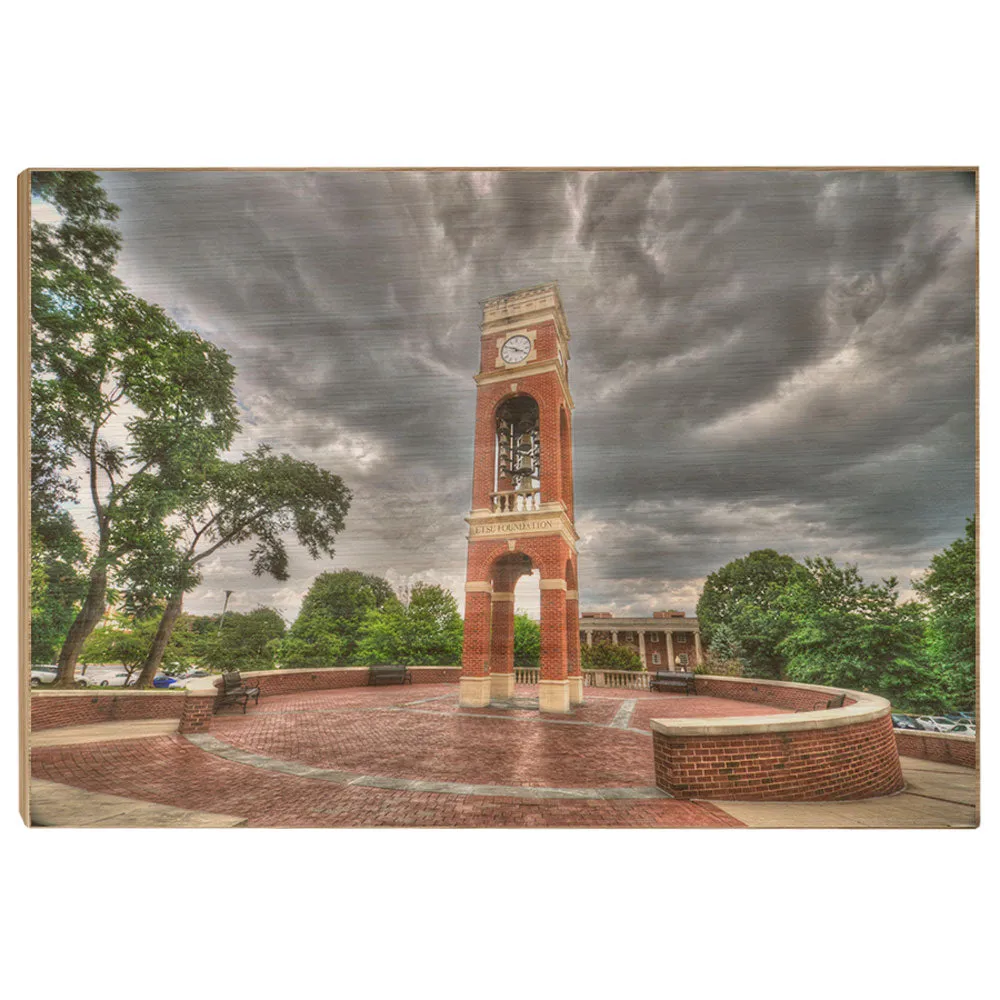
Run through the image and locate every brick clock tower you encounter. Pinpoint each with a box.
[460,283,582,714]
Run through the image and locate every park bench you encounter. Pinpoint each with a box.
[796,691,848,713]
[368,664,413,686]
[649,670,696,695]
[214,670,261,714]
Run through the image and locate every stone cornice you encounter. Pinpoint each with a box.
[473,360,574,411]
[580,618,700,629]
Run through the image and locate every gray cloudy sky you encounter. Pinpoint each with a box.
[90,169,975,622]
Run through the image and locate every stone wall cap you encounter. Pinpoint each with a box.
[235,665,461,678]
[896,729,976,743]
[650,685,891,737]
[31,689,187,698]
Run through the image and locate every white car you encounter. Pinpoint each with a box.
[949,723,976,737]
[914,716,957,733]
[93,670,135,687]
[30,665,86,688]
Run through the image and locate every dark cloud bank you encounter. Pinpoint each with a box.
[94,169,976,620]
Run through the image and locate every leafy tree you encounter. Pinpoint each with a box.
[581,642,644,671]
[29,514,89,663]
[914,518,976,709]
[80,610,199,685]
[513,612,540,667]
[126,446,351,687]
[31,171,240,686]
[696,549,806,678]
[354,583,464,666]
[280,570,397,666]
[197,607,287,673]
[272,611,347,669]
[778,557,942,713]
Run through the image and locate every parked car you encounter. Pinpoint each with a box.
[180,669,211,679]
[891,714,922,730]
[30,665,86,688]
[96,671,135,687]
[949,723,976,736]
[914,716,957,733]
[152,674,182,688]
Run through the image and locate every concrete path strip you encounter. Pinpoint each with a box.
[185,733,671,801]
[609,698,638,729]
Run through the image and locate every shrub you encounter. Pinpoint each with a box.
[581,642,644,671]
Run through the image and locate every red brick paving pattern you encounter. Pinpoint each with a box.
[31,737,742,827]
[28,684,773,827]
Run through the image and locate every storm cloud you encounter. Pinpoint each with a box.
[85,169,975,621]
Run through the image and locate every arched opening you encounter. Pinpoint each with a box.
[493,395,540,512]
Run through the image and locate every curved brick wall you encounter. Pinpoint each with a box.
[224,665,461,697]
[693,675,859,711]
[652,679,903,802]
[31,691,187,731]
[31,667,461,732]
[895,729,976,769]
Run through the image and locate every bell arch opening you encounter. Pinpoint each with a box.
[493,394,540,513]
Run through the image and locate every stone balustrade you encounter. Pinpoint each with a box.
[490,489,541,513]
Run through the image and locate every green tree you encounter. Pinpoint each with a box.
[80,610,199,686]
[914,518,976,709]
[280,570,397,666]
[581,642,644,671]
[126,446,351,687]
[354,583,464,666]
[197,607,287,673]
[272,611,348,669]
[778,557,942,713]
[696,549,806,678]
[31,171,240,686]
[29,514,89,663]
[513,612,540,667]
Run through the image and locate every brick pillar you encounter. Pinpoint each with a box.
[489,593,515,700]
[539,401,563,506]
[539,581,569,713]
[461,585,493,707]
[565,589,583,705]
[178,690,217,734]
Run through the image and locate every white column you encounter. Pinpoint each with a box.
[612,630,619,645]
[694,631,703,665]
[586,630,593,646]
[638,631,646,668]
[665,630,675,670]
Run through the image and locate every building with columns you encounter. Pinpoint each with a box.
[580,610,703,671]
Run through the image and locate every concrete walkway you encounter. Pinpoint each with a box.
[30,779,247,827]
[709,757,978,828]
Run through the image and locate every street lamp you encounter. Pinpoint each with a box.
[219,590,234,633]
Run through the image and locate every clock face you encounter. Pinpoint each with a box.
[500,334,532,365]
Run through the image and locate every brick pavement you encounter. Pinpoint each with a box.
[29,684,759,828]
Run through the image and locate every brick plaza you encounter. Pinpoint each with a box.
[30,684,786,827]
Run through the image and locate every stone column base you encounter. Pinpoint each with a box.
[567,675,583,705]
[538,679,571,714]
[459,676,492,708]
[490,673,515,701]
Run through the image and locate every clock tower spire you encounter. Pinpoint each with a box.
[460,283,582,713]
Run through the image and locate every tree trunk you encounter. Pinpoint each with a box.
[134,594,184,689]
[55,565,108,687]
